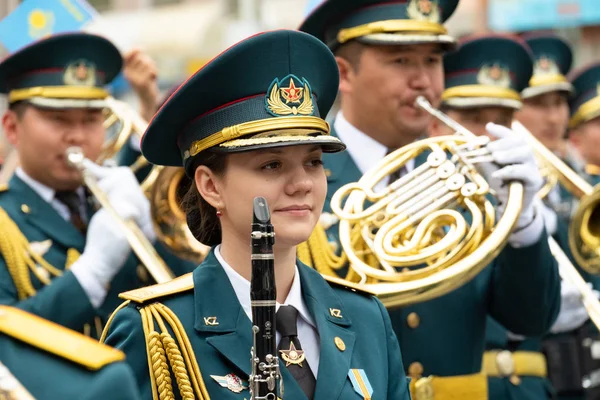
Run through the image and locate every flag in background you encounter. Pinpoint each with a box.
[0,0,97,52]
[304,0,325,16]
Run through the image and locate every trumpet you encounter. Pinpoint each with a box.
[66,146,175,284]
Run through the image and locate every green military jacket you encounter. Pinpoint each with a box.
[0,174,195,336]
[320,126,561,378]
[484,175,600,400]
[104,250,411,400]
[0,305,141,400]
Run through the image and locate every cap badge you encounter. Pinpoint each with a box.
[266,74,314,117]
[534,56,560,76]
[407,0,440,23]
[64,60,97,86]
[477,63,511,88]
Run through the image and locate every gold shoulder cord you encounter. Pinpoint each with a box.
[103,301,211,400]
[0,207,75,300]
[298,222,372,283]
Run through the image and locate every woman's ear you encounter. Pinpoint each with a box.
[194,165,223,209]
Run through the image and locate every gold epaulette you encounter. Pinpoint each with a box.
[119,272,194,304]
[0,183,8,193]
[0,306,124,370]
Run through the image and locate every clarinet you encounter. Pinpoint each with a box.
[249,197,283,400]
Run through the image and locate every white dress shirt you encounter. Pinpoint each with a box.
[215,245,321,376]
[334,111,414,190]
[16,167,87,222]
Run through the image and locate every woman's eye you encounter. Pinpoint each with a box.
[308,158,324,167]
[262,161,281,170]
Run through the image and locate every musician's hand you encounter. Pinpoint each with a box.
[82,160,157,242]
[480,123,544,246]
[550,279,594,333]
[123,49,159,122]
[70,203,136,307]
[539,199,558,236]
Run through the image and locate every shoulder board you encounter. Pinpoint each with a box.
[119,272,194,303]
[0,306,124,370]
[0,183,8,193]
[322,274,374,296]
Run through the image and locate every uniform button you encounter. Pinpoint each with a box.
[408,361,424,378]
[509,375,521,386]
[407,312,420,329]
[21,204,31,214]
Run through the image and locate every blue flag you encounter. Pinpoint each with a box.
[0,0,97,52]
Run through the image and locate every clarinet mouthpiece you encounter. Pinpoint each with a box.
[253,197,271,224]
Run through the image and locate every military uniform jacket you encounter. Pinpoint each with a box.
[104,250,411,400]
[0,306,141,400]
[320,126,561,378]
[0,174,195,335]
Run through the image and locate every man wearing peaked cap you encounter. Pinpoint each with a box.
[103,30,411,400]
[516,35,600,400]
[430,33,584,400]
[0,33,194,338]
[301,3,561,395]
[569,63,600,187]
[517,33,580,221]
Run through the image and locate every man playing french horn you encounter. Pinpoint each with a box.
[0,33,193,337]
[299,0,561,399]
[427,32,598,400]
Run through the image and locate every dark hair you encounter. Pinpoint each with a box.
[8,101,30,119]
[334,40,366,71]
[181,151,228,246]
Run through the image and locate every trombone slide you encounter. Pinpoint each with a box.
[548,237,600,331]
[66,148,174,284]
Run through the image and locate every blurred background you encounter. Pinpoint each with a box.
[2,0,600,157]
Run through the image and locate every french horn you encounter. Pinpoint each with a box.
[299,96,524,308]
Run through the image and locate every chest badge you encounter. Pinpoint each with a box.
[348,369,373,400]
[210,373,248,393]
[279,342,306,367]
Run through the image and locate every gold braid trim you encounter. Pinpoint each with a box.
[149,306,195,400]
[156,304,210,399]
[0,207,66,299]
[138,303,210,400]
[65,248,81,269]
[298,222,348,276]
[0,207,36,299]
[142,307,174,400]
[100,300,131,342]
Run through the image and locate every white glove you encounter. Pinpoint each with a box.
[71,201,138,307]
[538,198,558,236]
[550,280,596,333]
[82,160,156,242]
[478,123,544,246]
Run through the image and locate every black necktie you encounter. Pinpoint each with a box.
[386,148,407,184]
[55,190,87,234]
[276,305,316,399]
